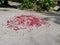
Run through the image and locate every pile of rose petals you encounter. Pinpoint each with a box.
[7,15,49,31]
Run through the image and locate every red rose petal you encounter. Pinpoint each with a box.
[6,15,49,31]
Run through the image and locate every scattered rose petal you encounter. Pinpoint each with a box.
[6,15,49,31]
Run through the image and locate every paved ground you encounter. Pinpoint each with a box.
[0,8,60,45]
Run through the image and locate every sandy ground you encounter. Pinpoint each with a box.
[0,8,60,45]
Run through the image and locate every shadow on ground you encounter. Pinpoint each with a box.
[43,12,60,16]
[43,12,60,25]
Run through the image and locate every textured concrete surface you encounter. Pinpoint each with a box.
[0,8,60,45]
